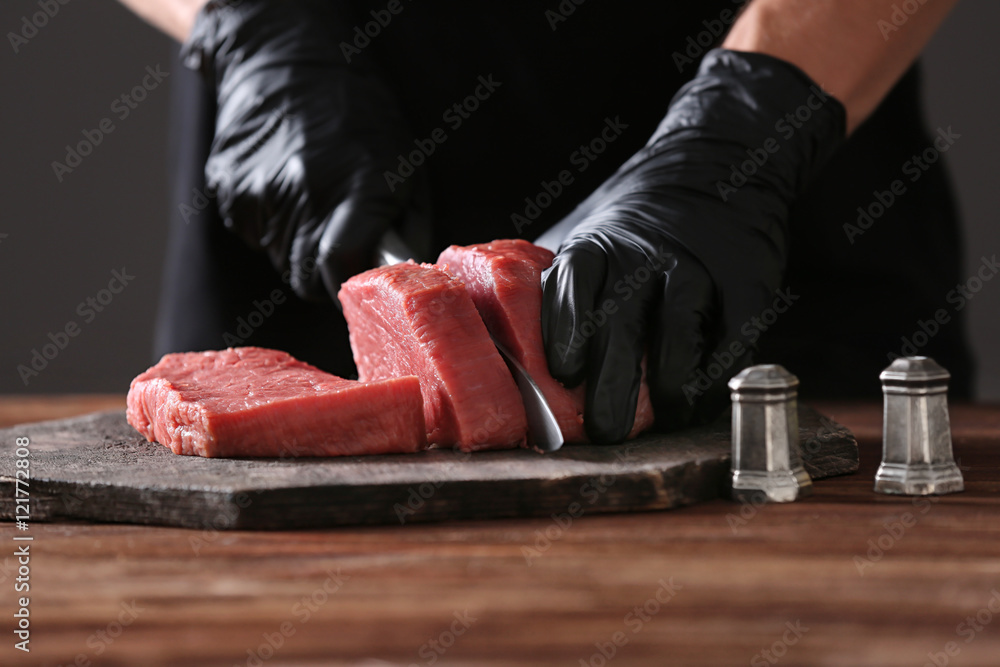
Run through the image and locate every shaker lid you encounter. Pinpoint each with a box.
[728,364,799,392]
[880,356,950,384]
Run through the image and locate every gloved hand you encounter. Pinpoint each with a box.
[182,0,424,300]
[539,49,846,443]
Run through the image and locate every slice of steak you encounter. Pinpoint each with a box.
[126,347,425,458]
[339,262,528,451]
[437,239,655,443]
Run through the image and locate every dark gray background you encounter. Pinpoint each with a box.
[1,1,997,397]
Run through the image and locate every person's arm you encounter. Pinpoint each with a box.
[724,0,960,133]
[539,0,963,442]
[118,0,429,300]
[116,0,207,41]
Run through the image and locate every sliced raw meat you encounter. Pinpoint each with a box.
[437,239,655,442]
[126,347,426,458]
[338,262,528,451]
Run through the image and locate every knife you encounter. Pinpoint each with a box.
[374,229,565,452]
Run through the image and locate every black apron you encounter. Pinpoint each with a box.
[155,1,974,399]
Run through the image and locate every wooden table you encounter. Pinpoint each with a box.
[1,396,998,667]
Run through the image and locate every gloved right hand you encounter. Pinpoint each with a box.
[538,50,846,442]
[182,0,422,300]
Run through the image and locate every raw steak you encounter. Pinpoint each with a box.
[126,347,426,458]
[338,262,528,451]
[437,239,655,442]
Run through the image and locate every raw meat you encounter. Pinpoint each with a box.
[126,347,426,458]
[338,262,528,451]
[437,239,655,442]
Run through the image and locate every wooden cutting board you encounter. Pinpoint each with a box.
[0,406,857,529]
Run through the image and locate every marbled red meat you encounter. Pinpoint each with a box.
[126,347,426,458]
[437,239,655,442]
[338,262,528,451]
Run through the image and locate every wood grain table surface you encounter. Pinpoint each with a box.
[1,396,998,667]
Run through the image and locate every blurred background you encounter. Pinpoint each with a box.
[1,0,997,397]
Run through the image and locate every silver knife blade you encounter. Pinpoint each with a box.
[375,230,565,452]
[489,336,565,452]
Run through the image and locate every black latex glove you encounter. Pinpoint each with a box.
[182,0,424,299]
[539,49,846,443]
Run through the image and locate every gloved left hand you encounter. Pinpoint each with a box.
[182,0,424,300]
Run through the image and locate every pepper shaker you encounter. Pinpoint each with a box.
[729,365,812,503]
[875,357,964,495]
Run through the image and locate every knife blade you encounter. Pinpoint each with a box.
[374,229,565,452]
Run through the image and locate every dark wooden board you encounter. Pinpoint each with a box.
[0,406,857,529]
